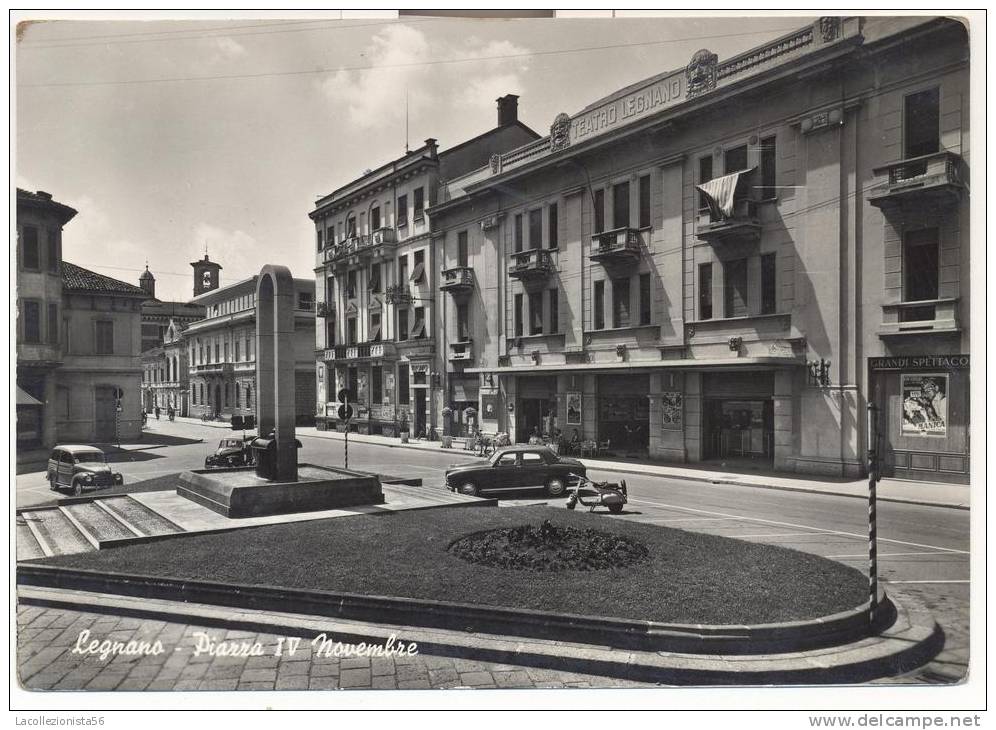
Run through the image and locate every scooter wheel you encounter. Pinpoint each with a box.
[566,497,577,510]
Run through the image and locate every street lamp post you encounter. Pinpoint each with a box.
[866,401,881,626]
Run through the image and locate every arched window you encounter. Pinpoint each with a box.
[235,383,241,408]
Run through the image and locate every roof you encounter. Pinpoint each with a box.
[62,261,149,296]
[17,188,79,225]
[51,445,105,454]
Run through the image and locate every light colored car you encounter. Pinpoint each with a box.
[46,445,124,496]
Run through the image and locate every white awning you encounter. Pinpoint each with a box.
[696,168,755,219]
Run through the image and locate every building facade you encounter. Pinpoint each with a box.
[426,16,969,482]
[185,275,317,423]
[138,264,206,353]
[141,318,191,415]
[311,95,539,436]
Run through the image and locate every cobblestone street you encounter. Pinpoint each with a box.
[17,604,654,691]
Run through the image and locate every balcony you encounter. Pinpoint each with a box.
[316,301,334,318]
[439,266,475,295]
[345,341,397,361]
[508,249,554,282]
[448,340,473,364]
[193,362,234,377]
[869,152,967,210]
[878,298,960,337]
[696,198,761,244]
[590,227,642,265]
[323,227,399,266]
[323,345,347,362]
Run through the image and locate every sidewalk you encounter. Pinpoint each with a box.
[185,418,968,511]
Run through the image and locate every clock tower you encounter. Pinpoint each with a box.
[191,254,222,297]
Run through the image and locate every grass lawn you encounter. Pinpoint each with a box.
[40,506,867,625]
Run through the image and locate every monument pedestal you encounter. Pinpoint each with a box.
[177,464,384,518]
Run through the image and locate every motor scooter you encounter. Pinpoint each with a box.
[565,473,628,514]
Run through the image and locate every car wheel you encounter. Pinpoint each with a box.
[608,503,623,514]
[546,477,567,497]
[71,480,83,497]
[457,481,479,497]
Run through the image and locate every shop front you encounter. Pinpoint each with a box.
[869,354,970,484]
[596,374,650,456]
[448,374,479,437]
[701,372,775,464]
[515,376,557,443]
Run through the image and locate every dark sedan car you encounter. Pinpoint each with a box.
[445,446,586,497]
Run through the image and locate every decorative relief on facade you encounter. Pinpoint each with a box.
[549,113,572,152]
[800,108,844,135]
[685,49,719,98]
[489,154,501,174]
[819,16,842,43]
[661,392,683,427]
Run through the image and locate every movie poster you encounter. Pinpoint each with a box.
[481,394,499,422]
[661,391,683,427]
[901,373,948,437]
[566,392,582,425]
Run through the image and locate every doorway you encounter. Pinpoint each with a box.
[517,398,554,443]
[703,399,774,463]
[214,383,222,416]
[413,389,426,437]
[94,386,116,441]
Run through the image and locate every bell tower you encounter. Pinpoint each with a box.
[191,254,222,297]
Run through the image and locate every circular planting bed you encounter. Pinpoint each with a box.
[449,520,649,572]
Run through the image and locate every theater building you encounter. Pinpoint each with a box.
[427,16,970,481]
[310,95,539,435]
[185,274,317,423]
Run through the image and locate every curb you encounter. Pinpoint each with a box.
[16,585,943,685]
[16,563,891,655]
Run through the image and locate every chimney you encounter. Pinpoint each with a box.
[36,191,53,200]
[496,94,519,127]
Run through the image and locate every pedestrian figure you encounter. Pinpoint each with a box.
[155,406,160,420]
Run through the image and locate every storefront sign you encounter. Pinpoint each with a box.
[661,392,682,427]
[869,355,969,371]
[901,373,948,437]
[571,73,684,145]
[566,392,582,425]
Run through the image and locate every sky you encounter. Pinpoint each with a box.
[15,11,810,302]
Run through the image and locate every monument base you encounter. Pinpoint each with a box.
[176,464,384,518]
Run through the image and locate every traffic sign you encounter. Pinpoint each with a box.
[337,404,354,422]
[337,388,351,404]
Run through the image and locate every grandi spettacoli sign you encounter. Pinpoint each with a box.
[868,355,970,371]
[571,73,685,144]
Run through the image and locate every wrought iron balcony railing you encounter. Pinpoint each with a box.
[869,152,967,209]
[508,249,554,281]
[439,266,475,294]
[590,227,642,264]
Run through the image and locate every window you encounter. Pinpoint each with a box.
[639,273,652,325]
[760,136,777,200]
[245,386,251,408]
[457,231,468,267]
[699,263,713,320]
[47,229,59,272]
[325,318,336,347]
[369,262,381,292]
[593,189,605,234]
[529,209,543,250]
[95,320,114,354]
[612,278,631,328]
[638,175,651,228]
[346,317,357,345]
[348,367,359,403]
[761,253,777,314]
[346,215,357,238]
[456,302,469,342]
[214,342,220,362]
[514,213,524,253]
[548,203,558,249]
[594,281,605,330]
[724,259,748,318]
[398,254,408,284]
[549,288,559,334]
[192,385,197,405]
[371,206,381,231]
[372,366,383,403]
[245,337,251,361]
[223,342,229,362]
[529,291,543,335]
[316,228,323,252]
[47,303,59,344]
[22,301,41,343]
[346,270,357,298]
[903,229,939,321]
[411,250,425,283]
[235,340,240,361]
[413,187,425,220]
[725,144,748,174]
[235,383,241,408]
[905,88,940,160]
[21,227,40,270]
[397,194,408,227]
[398,363,410,405]
[514,293,523,337]
[397,308,409,341]
[326,276,335,303]
[522,452,544,465]
[411,307,426,339]
[698,156,713,211]
[297,291,314,311]
[199,384,204,404]
[370,312,382,342]
[495,452,517,467]
[613,181,630,229]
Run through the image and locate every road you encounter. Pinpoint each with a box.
[15,418,970,683]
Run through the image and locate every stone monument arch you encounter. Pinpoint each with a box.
[256,264,298,481]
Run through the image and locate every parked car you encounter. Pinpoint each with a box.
[46,445,124,496]
[444,445,586,497]
[205,436,256,468]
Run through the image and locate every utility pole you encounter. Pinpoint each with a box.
[866,400,881,626]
